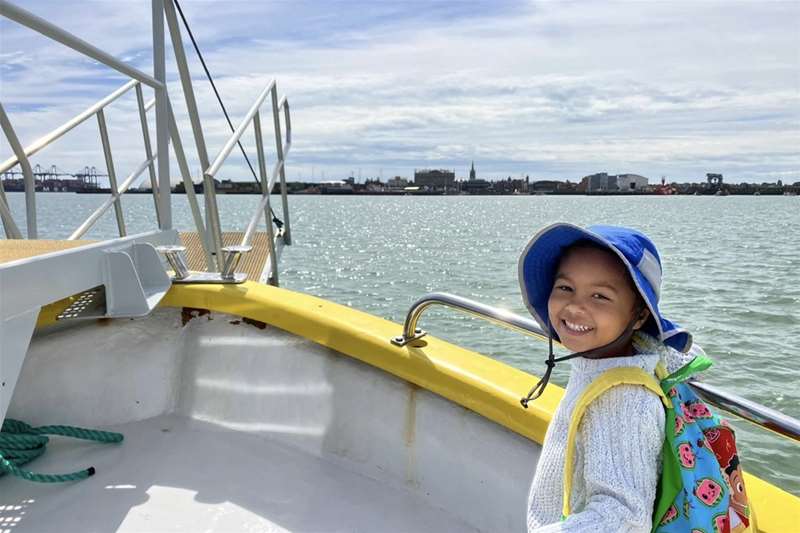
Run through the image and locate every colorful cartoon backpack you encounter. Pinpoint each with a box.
[562,354,753,533]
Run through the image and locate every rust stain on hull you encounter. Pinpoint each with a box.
[181,307,211,326]
[405,383,419,487]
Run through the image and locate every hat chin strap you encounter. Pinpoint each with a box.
[520,317,640,408]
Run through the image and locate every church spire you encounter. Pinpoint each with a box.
[469,161,476,181]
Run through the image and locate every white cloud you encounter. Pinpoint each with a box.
[1,0,798,184]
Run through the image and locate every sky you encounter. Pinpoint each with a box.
[1,0,799,185]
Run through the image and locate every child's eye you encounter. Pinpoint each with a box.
[556,285,573,292]
[592,293,610,301]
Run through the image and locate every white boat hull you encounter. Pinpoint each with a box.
[4,308,539,532]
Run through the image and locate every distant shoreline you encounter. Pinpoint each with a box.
[3,189,794,196]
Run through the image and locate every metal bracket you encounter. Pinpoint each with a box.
[221,245,252,280]
[157,244,190,279]
[156,244,249,284]
[390,328,427,347]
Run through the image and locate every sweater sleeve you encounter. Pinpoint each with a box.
[530,385,665,533]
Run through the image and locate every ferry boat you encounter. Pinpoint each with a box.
[1,2,798,531]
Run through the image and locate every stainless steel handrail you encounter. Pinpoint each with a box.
[393,292,800,443]
[393,292,549,345]
[688,380,800,443]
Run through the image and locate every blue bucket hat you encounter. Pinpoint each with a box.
[518,222,692,353]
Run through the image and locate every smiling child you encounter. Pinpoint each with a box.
[518,223,695,532]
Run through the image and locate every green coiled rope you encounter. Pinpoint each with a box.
[0,418,123,483]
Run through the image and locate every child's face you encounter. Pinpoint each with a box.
[547,245,646,353]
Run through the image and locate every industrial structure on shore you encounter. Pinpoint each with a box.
[2,163,797,196]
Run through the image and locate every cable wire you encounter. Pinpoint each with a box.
[172,0,283,229]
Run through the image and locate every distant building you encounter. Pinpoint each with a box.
[469,161,476,181]
[494,176,529,194]
[461,179,491,194]
[582,172,648,192]
[582,172,617,192]
[617,174,648,191]
[414,169,455,190]
[387,176,409,190]
[532,180,562,193]
[364,178,385,193]
[320,180,353,194]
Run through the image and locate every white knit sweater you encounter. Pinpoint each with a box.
[526,337,696,533]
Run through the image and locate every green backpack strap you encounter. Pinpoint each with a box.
[650,354,714,529]
[562,366,670,519]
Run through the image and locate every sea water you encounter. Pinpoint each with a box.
[6,192,799,495]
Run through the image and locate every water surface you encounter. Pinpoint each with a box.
[7,192,799,495]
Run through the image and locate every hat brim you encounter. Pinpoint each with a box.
[518,223,692,353]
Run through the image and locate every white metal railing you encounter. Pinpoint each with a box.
[204,80,292,285]
[0,80,139,175]
[0,0,291,283]
[0,2,164,90]
[0,79,193,243]
[0,104,29,239]
[0,0,173,239]
[69,155,157,240]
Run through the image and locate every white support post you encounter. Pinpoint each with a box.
[166,101,215,270]
[96,109,127,237]
[0,180,22,239]
[253,111,279,286]
[0,102,37,238]
[271,86,291,245]
[164,0,221,269]
[135,83,162,228]
[153,0,172,230]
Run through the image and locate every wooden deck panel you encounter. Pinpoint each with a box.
[0,239,95,265]
[179,231,270,282]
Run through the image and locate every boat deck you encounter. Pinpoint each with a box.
[0,239,94,264]
[180,231,272,282]
[0,414,479,533]
[0,233,270,279]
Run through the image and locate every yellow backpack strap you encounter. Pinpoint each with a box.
[562,366,670,518]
